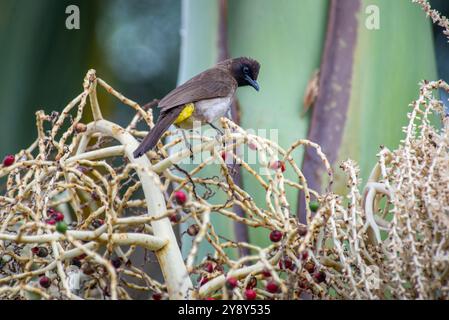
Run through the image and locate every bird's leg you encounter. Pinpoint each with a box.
[207,122,224,136]
[207,122,225,148]
[182,130,194,161]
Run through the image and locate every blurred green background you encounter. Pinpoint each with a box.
[0,0,181,155]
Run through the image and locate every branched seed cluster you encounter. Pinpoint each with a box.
[0,70,331,300]
[0,72,448,299]
[413,0,449,41]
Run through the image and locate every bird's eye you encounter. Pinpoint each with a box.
[243,66,249,74]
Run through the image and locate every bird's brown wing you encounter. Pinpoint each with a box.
[132,106,183,158]
[133,67,237,158]
[159,68,237,112]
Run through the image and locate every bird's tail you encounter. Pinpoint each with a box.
[133,107,183,158]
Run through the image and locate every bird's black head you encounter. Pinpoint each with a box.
[229,57,261,91]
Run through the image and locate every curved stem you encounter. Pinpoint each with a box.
[78,119,193,299]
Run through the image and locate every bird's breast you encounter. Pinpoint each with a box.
[194,96,232,122]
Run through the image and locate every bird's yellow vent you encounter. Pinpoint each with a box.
[174,103,195,124]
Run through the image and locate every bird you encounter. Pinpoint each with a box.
[133,57,261,158]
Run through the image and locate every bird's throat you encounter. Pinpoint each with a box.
[174,103,195,124]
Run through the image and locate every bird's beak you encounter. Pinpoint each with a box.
[245,75,260,91]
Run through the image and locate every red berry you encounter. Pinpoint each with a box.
[39,276,51,288]
[298,225,308,237]
[187,224,200,236]
[31,247,40,254]
[248,141,258,150]
[313,271,326,283]
[279,161,286,172]
[52,211,64,222]
[169,213,180,223]
[266,281,279,293]
[152,293,162,300]
[269,230,283,243]
[199,277,209,286]
[205,297,216,300]
[204,262,214,273]
[304,261,316,273]
[279,258,295,271]
[46,218,56,225]
[174,190,187,205]
[226,277,238,289]
[92,219,104,228]
[301,251,309,260]
[270,160,286,172]
[2,155,15,167]
[245,289,257,300]
[47,208,56,215]
[284,258,294,271]
[220,151,227,161]
[111,258,122,269]
[36,247,49,258]
[298,278,308,289]
[262,269,271,278]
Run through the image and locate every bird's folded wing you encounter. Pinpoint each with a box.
[159,68,237,112]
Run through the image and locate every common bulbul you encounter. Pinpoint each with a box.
[133,57,260,158]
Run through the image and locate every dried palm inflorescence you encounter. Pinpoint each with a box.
[318,80,449,300]
[413,0,449,41]
[0,69,334,300]
[1,1,449,298]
